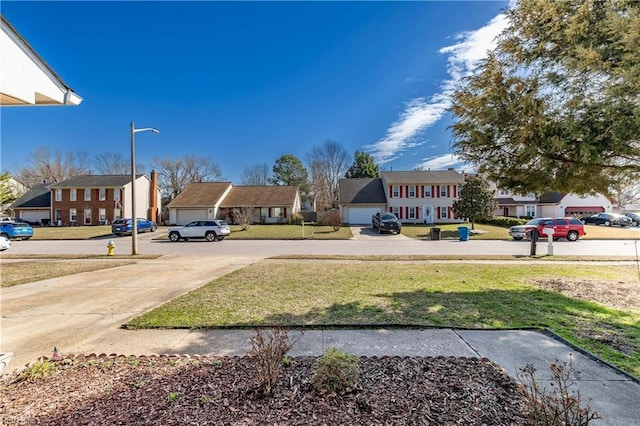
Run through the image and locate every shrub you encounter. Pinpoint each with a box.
[317,209,342,231]
[518,356,600,425]
[477,215,529,228]
[248,327,303,395]
[288,213,304,225]
[312,347,360,394]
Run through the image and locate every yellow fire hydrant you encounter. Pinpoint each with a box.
[107,240,116,256]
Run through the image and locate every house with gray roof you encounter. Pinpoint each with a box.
[9,183,51,224]
[338,169,468,224]
[48,173,160,225]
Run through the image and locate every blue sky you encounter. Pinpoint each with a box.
[1,1,510,183]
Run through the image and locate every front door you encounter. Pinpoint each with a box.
[423,205,433,224]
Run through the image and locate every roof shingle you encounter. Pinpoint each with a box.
[339,178,386,204]
[167,182,232,207]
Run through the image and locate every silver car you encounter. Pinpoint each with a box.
[168,220,231,242]
[0,235,10,251]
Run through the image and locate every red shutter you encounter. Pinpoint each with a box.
[431,185,435,198]
[420,185,424,197]
[406,186,409,198]
[389,186,393,198]
[399,208,403,219]
[447,185,451,198]
[447,207,451,219]
[436,207,440,219]
[405,207,409,219]
[415,207,419,219]
[453,185,457,198]
[389,207,393,213]
[399,186,402,198]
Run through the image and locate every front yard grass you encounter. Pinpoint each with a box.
[228,224,353,239]
[402,223,510,240]
[128,261,640,377]
[31,225,113,240]
[1,259,135,287]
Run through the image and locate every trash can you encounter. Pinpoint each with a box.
[430,227,441,240]
[458,226,470,241]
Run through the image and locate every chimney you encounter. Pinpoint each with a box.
[148,170,159,222]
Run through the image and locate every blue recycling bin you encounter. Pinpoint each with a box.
[458,226,470,241]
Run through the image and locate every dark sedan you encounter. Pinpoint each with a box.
[624,212,640,227]
[582,213,632,227]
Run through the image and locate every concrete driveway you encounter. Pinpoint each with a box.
[1,255,261,372]
[349,226,410,240]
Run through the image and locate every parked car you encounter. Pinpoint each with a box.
[582,213,632,227]
[624,212,640,227]
[0,216,23,224]
[168,220,231,242]
[0,222,34,240]
[372,212,402,234]
[111,218,158,236]
[0,235,10,251]
[508,217,585,241]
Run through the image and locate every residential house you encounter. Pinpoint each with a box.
[9,182,51,224]
[1,176,28,214]
[167,182,301,225]
[338,169,468,224]
[1,15,82,106]
[494,188,613,218]
[48,173,161,226]
[219,185,301,224]
[338,178,387,224]
[166,182,233,225]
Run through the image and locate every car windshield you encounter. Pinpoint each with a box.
[381,214,397,220]
[525,219,545,225]
[218,221,228,226]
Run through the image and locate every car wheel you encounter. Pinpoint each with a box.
[633,221,639,227]
[169,231,180,242]
[567,231,579,242]
[205,232,217,242]
[23,237,31,240]
[604,220,611,226]
[151,224,157,232]
[512,237,523,241]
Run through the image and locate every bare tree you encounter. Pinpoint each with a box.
[18,146,90,186]
[232,206,255,230]
[93,152,130,175]
[241,163,270,186]
[610,176,640,212]
[307,140,350,211]
[152,155,223,200]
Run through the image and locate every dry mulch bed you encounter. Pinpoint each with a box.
[1,354,530,425]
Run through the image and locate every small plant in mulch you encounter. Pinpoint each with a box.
[248,327,303,395]
[518,355,601,425]
[312,347,360,394]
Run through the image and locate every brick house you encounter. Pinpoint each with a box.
[48,172,160,226]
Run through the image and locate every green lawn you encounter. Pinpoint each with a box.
[31,225,114,240]
[127,261,640,377]
[402,223,510,240]
[227,224,353,239]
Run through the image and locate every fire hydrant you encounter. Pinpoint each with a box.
[107,240,116,256]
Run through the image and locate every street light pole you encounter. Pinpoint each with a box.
[130,122,159,255]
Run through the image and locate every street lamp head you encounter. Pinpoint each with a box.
[151,128,159,134]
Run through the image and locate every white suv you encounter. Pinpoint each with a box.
[168,220,231,242]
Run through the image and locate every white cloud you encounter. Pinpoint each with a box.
[417,153,465,171]
[365,10,509,166]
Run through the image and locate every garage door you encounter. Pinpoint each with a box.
[176,209,208,225]
[346,207,381,225]
[20,210,50,222]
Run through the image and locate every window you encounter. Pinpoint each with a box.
[499,189,509,196]
[99,188,106,201]
[272,207,283,217]
[99,208,106,223]
[409,207,416,219]
[114,189,120,203]
[84,188,91,201]
[392,185,400,198]
[525,205,536,217]
[440,207,448,219]
[84,209,91,225]
[408,185,416,198]
[392,207,399,218]
[55,189,62,202]
[424,186,431,197]
[440,186,447,197]
[70,189,77,201]
[70,209,77,222]
[55,209,62,222]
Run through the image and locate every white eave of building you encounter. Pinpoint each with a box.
[1,15,82,106]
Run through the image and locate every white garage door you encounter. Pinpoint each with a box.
[20,210,50,222]
[176,209,208,225]
[347,207,382,225]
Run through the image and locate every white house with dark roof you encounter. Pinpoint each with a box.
[338,169,468,224]
[494,188,613,218]
[9,183,51,224]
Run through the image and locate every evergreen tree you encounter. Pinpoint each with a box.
[345,151,379,178]
[451,175,497,230]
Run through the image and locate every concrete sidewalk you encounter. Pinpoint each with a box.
[65,327,639,424]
